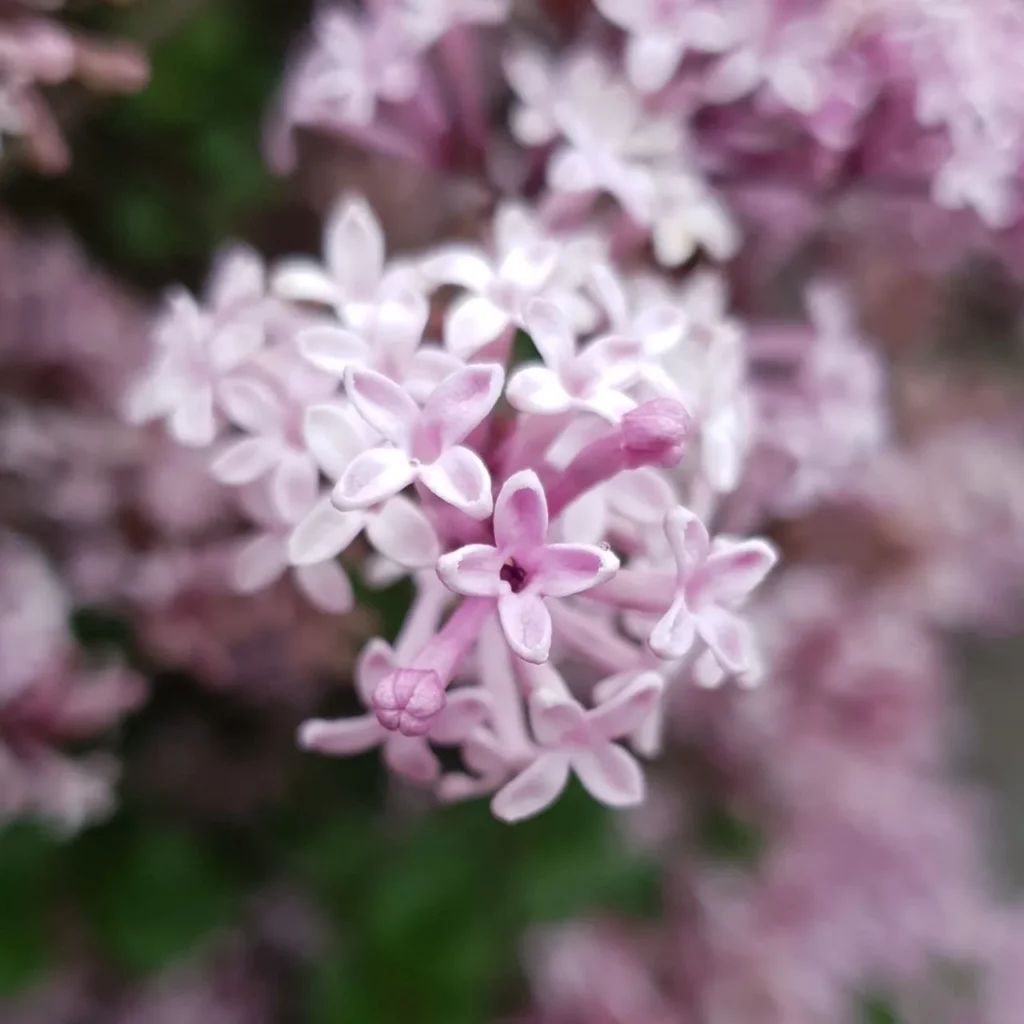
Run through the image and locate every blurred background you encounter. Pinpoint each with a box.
[1,2,1023,1023]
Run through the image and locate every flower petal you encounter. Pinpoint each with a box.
[217,376,284,434]
[288,497,364,565]
[692,539,778,607]
[298,324,371,377]
[571,744,645,807]
[383,735,441,784]
[444,294,510,358]
[491,752,571,822]
[532,543,620,597]
[210,314,265,372]
[344,365,419,447]
[365,495,440,568]
[493,469,548,552]
[207,244,265,310]
[233,533,288,593]
[695,605,754,674]
[648,595,697,661]
[270,258,338,306]
[499,241,558,293]
[299,715,383,755]
[302,402,369,481]
[664,505,711,577]
[404,348,465,404]
[624,34,683,95]
[169,385,216,447]
[436,544,504,596]
[295,559,354,613]
[527,690,586,746]
[506,365,574,415]
[420,244,494,292]
[414,363,505,461]
[418,445,494,519]
[209,436,280,485]
[355,638,399,704]
[588,671,663,740]
[325,196,385,302]
[606,467,677,525]
[522,297,575,368]
[333,447,418,509]
[498,591,552,663]
[429,689,492,744]
[271,451,319,523]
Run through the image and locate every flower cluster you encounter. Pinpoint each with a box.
[0,0,147,172]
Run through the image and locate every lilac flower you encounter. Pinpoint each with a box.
[401,0,512,47]
[125,246,267,448]
[437,470,620,662]
[299,637,490,783]
[333,362,504,518]
[647,507,776,677]
[595,0,739,95]
[491,669,662,821]
[506,298,642,423]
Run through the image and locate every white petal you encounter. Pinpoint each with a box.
[217,376,284,434]
[207,244,265,310]
[648,595,696,661]
[420,245,494,292]
[295,559,354,613]
[418,445,493,519]
[533,543,620,598]
[299,715,383,755]
[498,242,558,293]
[270,258,338,306]
[298,325,371,377]
[302,402,369,481]
[344,366,419,447]
[625,35,683,94]
[169,386,216,447]
[436,544,504,596]
[498,591,552,663]
[333,447,418,509]
[271,451,319,523]
[522,297,575,368]
[491,753,571,822]
[571,745,645,806]
[664,505,711,575]
[209,436,280,485]
[234,533,288,593]
[365,495,440,568]
[288,497,364,565]
[209,314,265,372]
[505,366,574,415]
[444,295,510,358]
[325,196,385,301]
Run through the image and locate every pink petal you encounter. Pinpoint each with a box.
[506,365,574,415]
[270,258,338,306]
[234,533,288,593]
[420,245,494,292]
[295,560,354,613]
[365,495,440,568]
[695,606,754,674]
[298,324,370,376]
[429,689,492,744]
[549,146,599,194]
[169,385,216,447]
[404,348,465,404]
[522,298,575,368]
[571,744,645,807]
[344,365,419,447]
[444,294,510,358]
[271,451,319,523]
[606,467,677,525]
[207,244,265,310]
[648,595,697,661]
[217,376,284,434]
[664,505,711,577]
[436,544,504,596]
[299,715,383,755]
[635,304,686,355]
[355,638,399,705]
[288,497,364,565]
[527,691,587,746]
[491,752,571,822]
[325,197,384,301]
[209,436,280,485]
[498,590,552,663]
[209,314,265,372]
[333,447,418,509]
[418,445,494,519]
[588,672,663,741]
[371,289,429,356]
[691,539,778,607]
[302,402,367,481]
[498,241,558,292]
[573,334,643,388]
[383,734,441,784]
[533,543,620,598]
[493,469,548,552]
[414,363,504,461]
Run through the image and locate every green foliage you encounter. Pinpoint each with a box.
[697,805,765,865]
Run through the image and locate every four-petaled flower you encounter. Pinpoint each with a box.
[334,362,504,518]
[649,507,777,679]
[438,470,620,662]
[492,672,663,822]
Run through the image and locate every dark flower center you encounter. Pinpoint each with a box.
[499,558,528,594]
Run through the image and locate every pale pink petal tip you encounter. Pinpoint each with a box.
[372,669,446,736]
[621,398,693,467]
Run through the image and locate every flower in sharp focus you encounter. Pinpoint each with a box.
[505,298,643,423]
[648,506,777,683]
[491,671,662,822]
[437,469,620,662]
[299,637,491,784]
[333,362,504,518]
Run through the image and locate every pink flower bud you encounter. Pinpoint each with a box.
[372,668,446,736]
